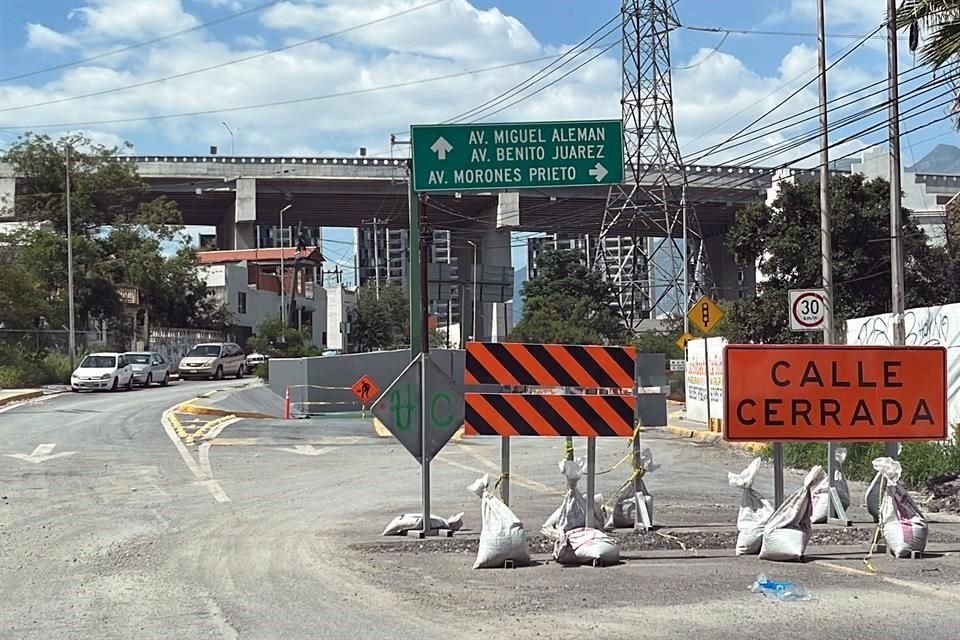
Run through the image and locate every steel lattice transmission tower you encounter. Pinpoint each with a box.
[593,0,708,331]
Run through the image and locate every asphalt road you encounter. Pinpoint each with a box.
[2,384,960,640]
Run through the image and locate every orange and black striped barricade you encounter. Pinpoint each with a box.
[463,342,638,520]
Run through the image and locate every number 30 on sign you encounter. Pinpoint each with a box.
[788,288,827,332]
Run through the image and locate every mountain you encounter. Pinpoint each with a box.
[908,144,960,174]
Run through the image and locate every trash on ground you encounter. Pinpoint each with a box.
[729,457,774,555]
[749,574,813,601]
[542,458,607,540]
[553,527,621,566]
[381,512,464,536]
[605,446,657,529]
[759,465,824,562]
[468,473,531,569]
[811,447,850,523]
[874,457,928,558]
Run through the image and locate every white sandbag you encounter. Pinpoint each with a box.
[866,444,902,520]
[606,491,654,529]
[874,457,928,558]
[605,447,658,529]
[811,447,851,523]
[468,474,530,569]
[865,472,882,520]
[382,512,464,536]
[553,527,621,566]
[728,457,774,555]
[759,466,824,562]
[542,459,606,539]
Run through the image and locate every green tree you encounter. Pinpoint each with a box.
[352,283,409,351]
[247,314,320,358]
[510,249,627,345]
[727,174,953,343]
[898,2,960,78]
[0,132,229,337]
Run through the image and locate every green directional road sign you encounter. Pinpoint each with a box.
[372,354,465,463]
[410,119,624,192]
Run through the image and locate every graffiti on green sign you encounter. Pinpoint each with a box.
[388,384,455,430]
[430,390,454,428]
[389,384,416,432]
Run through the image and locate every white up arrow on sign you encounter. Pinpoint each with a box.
[588,162,608,182]
[6,443,77,464]
[430,136,453,160]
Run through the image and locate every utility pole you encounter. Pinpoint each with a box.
[279,204,292,333]
[65,144,76,371]
[887,0,905,459]
[373,218,381,299]
[467,240,478,341]
[817,0,848,525]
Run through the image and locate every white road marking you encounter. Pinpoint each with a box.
[275,444,332,456]
[817,560,960,603]
[6,443,78,464]
[203,416,242,441]
[162,406,231,503]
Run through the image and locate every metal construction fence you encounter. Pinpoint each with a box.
[268,347,669,424]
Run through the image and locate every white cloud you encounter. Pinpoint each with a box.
[0,0,894,174]
[260,0,541,63]
[25,23,79,51]
[234,34,265,48]
[69,0,200,42]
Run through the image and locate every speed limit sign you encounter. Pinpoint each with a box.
[788,288,827,331]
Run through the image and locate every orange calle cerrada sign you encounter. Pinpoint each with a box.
[723,345,947,442]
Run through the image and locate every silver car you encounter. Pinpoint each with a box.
[124,351,171,387]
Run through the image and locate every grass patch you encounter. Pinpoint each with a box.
[758,428,960,490]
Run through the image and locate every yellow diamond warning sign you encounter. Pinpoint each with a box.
[687,295,724,334]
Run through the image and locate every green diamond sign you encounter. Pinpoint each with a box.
[410,119,624,192]
[372,354,464,463]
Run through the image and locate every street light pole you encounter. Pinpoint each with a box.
[222,122,236,155]
[467,240,478,342]
[280,204,292,331]
[65,144,76,370]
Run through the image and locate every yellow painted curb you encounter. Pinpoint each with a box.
[176,402,275,420]
[664,423,765,452]
[372,417,390,438]
[0,390,43,407]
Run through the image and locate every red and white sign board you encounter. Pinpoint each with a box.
[723,344,948,442]
[788,288,827,332]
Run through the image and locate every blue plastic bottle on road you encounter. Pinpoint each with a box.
[749,574,813,601]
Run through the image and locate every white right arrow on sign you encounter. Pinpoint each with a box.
[430,136,453,160]
[589,162,608,182]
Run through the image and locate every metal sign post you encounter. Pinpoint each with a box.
[585,437,597,529]
[787,288,848,523]
[773,442,785,507]
[687,294,724,432]
[419,199,431,537]
[500,436,511,506]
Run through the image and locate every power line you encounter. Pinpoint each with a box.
[0,54,561,130]
[443,13,622,124]
[471,39,620,123]
[681,24,899,40]
[0,0,286,84]
[0,0,446,114]
[687,22,885,164]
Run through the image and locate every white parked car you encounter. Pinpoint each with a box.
[70,352,135,392]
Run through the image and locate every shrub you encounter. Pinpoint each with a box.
[40,352,73,384]
[768,435,960,490]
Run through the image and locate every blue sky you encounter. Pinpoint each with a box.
[1,0,957,278]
